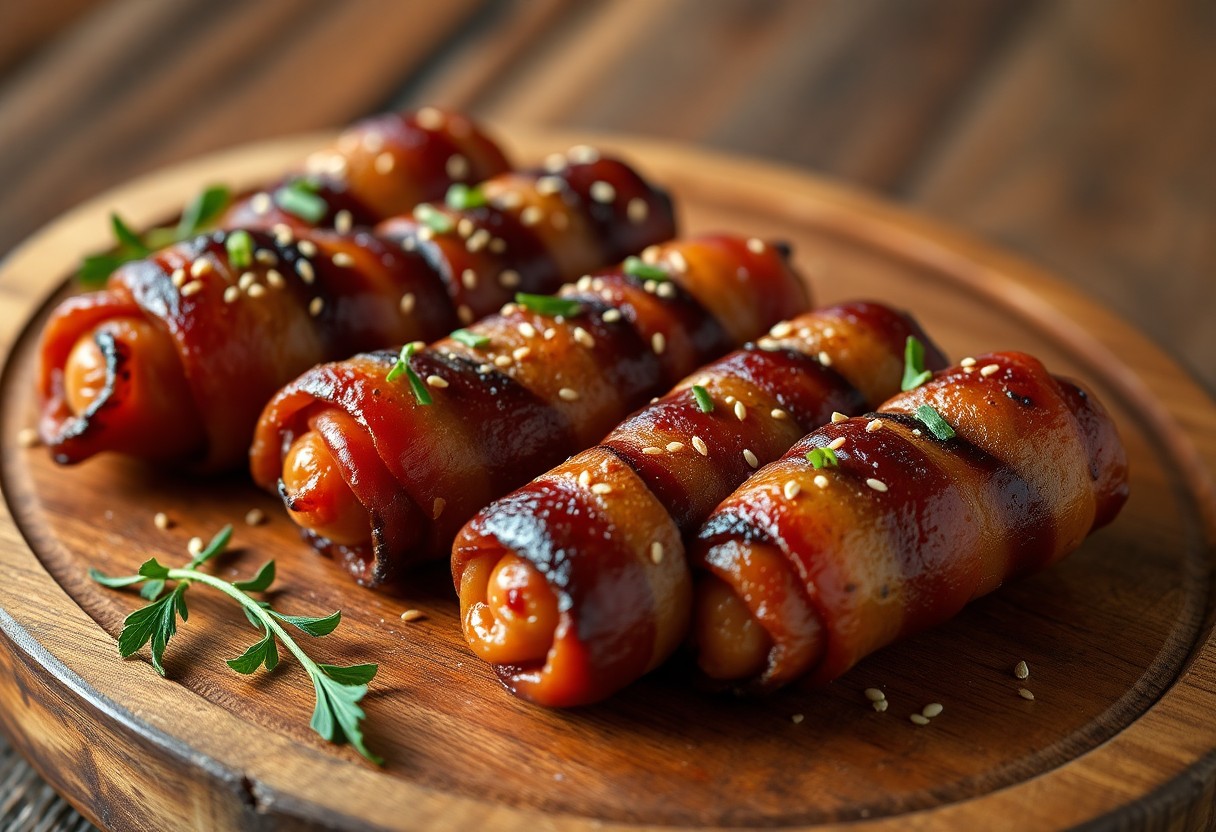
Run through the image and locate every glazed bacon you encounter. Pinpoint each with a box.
[451,302,946,706]
[221,107,510,232]
[38,153,676,470]
[250,235,809,586]
[692,351,1129,690]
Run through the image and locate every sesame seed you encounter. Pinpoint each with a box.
[961,356,977,368]
[922,703,944,718]
[873,699,889,713]
[432,497,446,519]
[374,152,395,174]
[643,280,657,295]
[461,268,477,290]
[664,442,684,454]
[446,154,469,179]
[297,240,318,257]
[558,387,579,401]
[153,511,171,530]
[266,269,285,289]
[641,245,661,263]
[245,508,266,526]
[866,478,889,493]
[426,375,449,389]
[537,175,563,195]
[828,436,846,450]
[334,209,353,233]
[652,332,666,354]
[273,224,294,244]
[864,688,886,702]
[627,198,648,223]
[543,153,566,173]
[467,229,491,253]
[250,192,272,214]
[1018,688,1035,701]
[791,713,804,724]
[573,327,595,348]
[755,338,780,351]
[910,714,931,726]
[831,411,847,423]
[477,363,492,374]
[238,272,256,291]
[692,436,708,456]
[602,308,622,323]
[814,475,829,489]
[416,107,444,130]
[642,446,663,455]
[823,327,836,338]
[190,259,212,277]
[866,419,883,432]
[543,328,556,340]
[400,293,416,314]
[576,471,592,490]
[591,483,612,495]
[770,321,793,338]
[223,286,240,304]
[244,282,266,299]
[981,363,1000,377]
[416,226,435,242]
[743,449,759,468]
[489,237,507,254]
[590,181,615,203]
[517,322,537,338]
[308,297,324,316]
[497,269,521,289]
[456,218,474,238]
[512,347,531,361]
[912,428,922,436]
[734,401,747,421]
[747,238,765,254]
[333,252,355,268]
[783,480,801,500]
[567,144,600,163]
[668,250,688,274]
[297,260,315,284]
[170,268,187,287]
[1015,661,1030,680]
[818,351,833,366]
[187,537,204,557]
[400,609,425,622]
[494,355,512,368]
[650,541,664,564]
[362,131,384,152]
[520,206,542,226]
[458,305,474,324]
[771,408,788,420]
[181,280,204,298]
[400,236,417,251]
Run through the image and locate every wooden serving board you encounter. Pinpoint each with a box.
[1,130,1215,832]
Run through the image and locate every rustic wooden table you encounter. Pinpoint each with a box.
[0,0,1212,829]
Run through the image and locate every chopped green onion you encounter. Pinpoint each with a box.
[445,183,487,211]
[514,292,582,318]
[692,385,714,413]
[274,185,328,224]
[915,404,956,440]
[805,447,839,469]
[413,203,454,234]
[901,335,933,391]
[385,342,433,405]
[176,185,232,238]
[450,328,490,349]
[225,230,253,269]
[622,256,670,281]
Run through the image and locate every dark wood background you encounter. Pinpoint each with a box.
[0,0,1212,828]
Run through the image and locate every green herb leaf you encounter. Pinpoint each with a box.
[413,203,453,234]
[233,560,276,592]
[189,524,233,569]
[243,600,272,630]
[902,336,933,392]
[275,185,328,224]
[445,183,487,211]
[692,385,714,413]
[311,670,382,764]
[915,404,956,441]
[270,609,342,637]
[177,185,232,238]
[137,558,172,580]
[139,579,166,601]
[805,447,840,469]
[116,583,189,676]
[79,254,129,286]
[385,342,433,405]
[225,229,253,269]
[622,256,669,281]
[318,663,379,685]
[88,568,144,589]
[514,292,582,318]
[226,630,279,674]
[111,213,150,257]
[450,328,490,349]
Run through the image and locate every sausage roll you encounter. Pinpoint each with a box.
[452,302,947,706]
[692,351,1129,690]
[38,154,675,470]
[251,235,810,586]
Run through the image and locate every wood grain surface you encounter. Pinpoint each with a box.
[1,1,1214,829]
[1,130,1215,831]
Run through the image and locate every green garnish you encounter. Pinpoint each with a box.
[225,229,253,269]
[275,181,328,224]
[89,525,381,764]
[111,213,150,256]
[450,328,490,349]
[622,256,670,281]
[445,183,487,211]
[692,385,714,413]
[915,404,956,441]
[413,203,454,234]
[514,292,582,318]
[901,336,933,391]
[805,447,840,469]
[177,185,232,239]
[385,342,433,405]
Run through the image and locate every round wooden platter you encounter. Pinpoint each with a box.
[1,129,1215,832]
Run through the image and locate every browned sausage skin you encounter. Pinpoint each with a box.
[692,351,1129,690]
[452,302,946,706]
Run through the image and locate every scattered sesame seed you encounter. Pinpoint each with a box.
[981,363,1000,377]
[866,419,883,432]
[650,541,664,564]
[960,356,976,368]
[466,229,491,252]
[400,236,417,251]
[573,327,595,348]
[864,688,886,702]
[543,153,566,173]
[374,152,395,174]
[771,408,788,420]
[334,209,353,233]
[831,411,847,423]
[770,321,793,338]
[432,498,446,519]
[591,483,612,495]
[642,446,663,455]
[536,175,563,196]
[153,511,171,530]
[814,474,829,489]
[187,537,204,557]
[362,131,385,152]
[657,281,677,299]
[332,252,355,268]
[910,714,931,726]
[416,226,434,242]
[668,250,688,274]
[543,328,557,340]
[492,269,520,290]
[297,240,318,257]
[461,268,478,290]
[783,480,801,500]
[567,144,600,163]
[238,272,256,291]
[494,355,512,368]
[922,703,943,718]
[296,260,315,284]
[456,218,475,238]
[399,293,416,314]
[223,286,240,304]
[747,238,765,254]
[400,609,425,622]
[818,351,833,366]
[512,347,531,361]
[590,181,615,203]
[250,192,272,214]
[458,305,474,324]
[828,436,846,450]
[734,401,747,421]
[791,714,804,724]
[247,284,266,299]
[518,322,537,338]
[181,280,205,298]
[652,332,666,355]
[1015,661,1030,680]
[873,699,889,713]
[190,259,212,277]
[426,375,449,389]
[665,441,685,453]
[1018,688,1035,701]
[273,224,294,244]
[627,198,648,223]
[643,280,657,295]
[308,297,324,316]
[641,245,661,263]
[558,388,579,402]
[416,107,444,130]
[866,478,888,493]
[822,327,835,338]
[245,508,266,526]
[743,449,759,468]
[577,470,592,489]
[171,268,187,287]
[602,308,622,324]
[446,154,469,180]
[266,269,285,289]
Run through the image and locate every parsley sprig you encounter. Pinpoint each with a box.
[80,186,231,286]
[901,335,933,391]
[90,525,382,764]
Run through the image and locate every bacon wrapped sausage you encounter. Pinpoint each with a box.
[692,351,1129,690]
[452,302,946,706]
[221,107,510,232]
[38,154,675,470]
[251,235,810,586]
